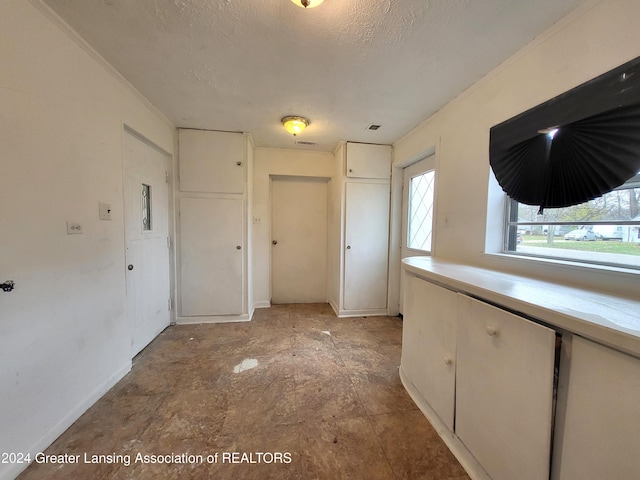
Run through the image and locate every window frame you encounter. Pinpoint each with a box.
[502,176,640,270]
[405,168,436,254]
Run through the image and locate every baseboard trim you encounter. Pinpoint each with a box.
[176,314,251,324]
[3,362,131,480]
[336,308,389,318]
[399,367,491,480]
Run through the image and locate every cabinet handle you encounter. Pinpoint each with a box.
[444,356,453,366]
[236,245,242,250]
[346,245,351,250]
[236,161,242,166]
[486,325,499,337]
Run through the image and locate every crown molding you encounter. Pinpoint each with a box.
[28,0,175,130]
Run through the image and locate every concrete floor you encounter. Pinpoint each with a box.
[19,304,470,479]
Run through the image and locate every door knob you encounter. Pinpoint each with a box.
[127,264,134,271]
[236,245,242,250]
[486,325,499,337]
[272,240,278,245]
[346,245,351,249]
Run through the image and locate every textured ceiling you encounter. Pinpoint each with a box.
[42,0,587,151]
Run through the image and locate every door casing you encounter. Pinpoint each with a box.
[123,128,171,356]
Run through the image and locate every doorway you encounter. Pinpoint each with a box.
[271,176,329,304]
[123,128,171,356]
[399,154,436,313]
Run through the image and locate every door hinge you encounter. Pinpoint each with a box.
[167,236,171,249]
[165,171,169,184]
[168,298,173,311]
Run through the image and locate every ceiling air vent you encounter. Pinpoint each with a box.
[295,140,317,146]
[367,124,382,130]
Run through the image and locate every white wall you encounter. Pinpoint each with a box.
[252,148,335,307]
[393,0,640,298]
[0,2,175,478]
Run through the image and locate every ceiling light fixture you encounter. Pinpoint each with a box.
[290,0,324,8]
[281,116,309,136]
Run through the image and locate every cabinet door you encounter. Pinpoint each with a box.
[555,336,640,480]
[346,142,391,179]
[179,197,243,316]
[401,275,457,429]
[343,182,390,310]
[456,295,556,480]
[178,129,244,194]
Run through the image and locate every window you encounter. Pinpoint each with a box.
[491,56,640,269]
[504,173,640,268]
[142,183,151,231]
[408,170,435,252]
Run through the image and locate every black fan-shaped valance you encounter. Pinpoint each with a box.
[490,56,640,213]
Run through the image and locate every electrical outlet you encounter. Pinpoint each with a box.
[66,222,83,235]
[253,216,262,224]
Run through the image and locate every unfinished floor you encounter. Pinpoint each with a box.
[19,304,470,480]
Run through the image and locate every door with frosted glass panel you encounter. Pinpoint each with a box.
[400,154,435,314]
[123,130,170,356]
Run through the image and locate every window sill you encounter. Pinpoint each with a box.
[482,251,640,298]
[486,251,639,274]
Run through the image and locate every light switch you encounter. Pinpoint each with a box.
[99,202,112,220]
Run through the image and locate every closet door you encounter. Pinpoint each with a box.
[346,142,392,179]
[343,182,390,311]
[456,295,556,480]
[179,197,243,316]
[178,129,244,194]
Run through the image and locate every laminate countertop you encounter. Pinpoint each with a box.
[402,256,640,358]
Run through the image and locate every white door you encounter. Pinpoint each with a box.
[123,131,170,356]
[554,337,640,480]
[179,197,243,316]
[271,177,328,304]
[401,275,457,430]
[400,154,435,313]
[456,295,556,480]
[344,182,390,311]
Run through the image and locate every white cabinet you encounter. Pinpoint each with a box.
[179,129,245,194]
[346,142,392,179]
[456,295,556,480]
[554,336,640,480]
[343,181,390,311]
[401,275,457,430]
[400,272,557,480]
[179,197,243,316]
[400,258,640,480]
[177,129,250,322]
[330,142,392,317]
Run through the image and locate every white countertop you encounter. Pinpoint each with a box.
[402,257,640,358]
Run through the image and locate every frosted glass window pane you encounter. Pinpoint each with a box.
[408,171,435,251]
[142,184,151,231]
